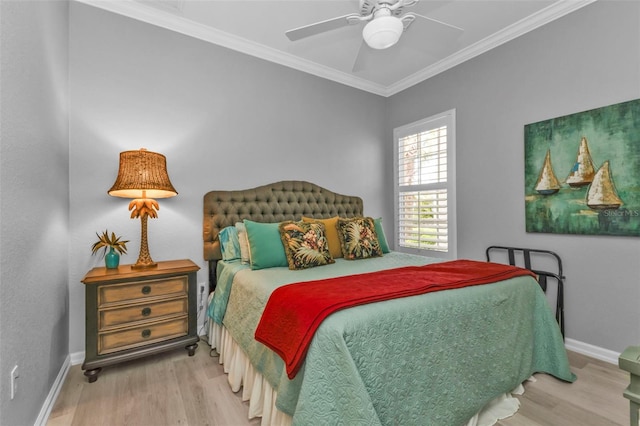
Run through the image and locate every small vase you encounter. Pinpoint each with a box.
[105,247,120,269]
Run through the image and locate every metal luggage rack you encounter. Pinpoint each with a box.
[486,245,565,339]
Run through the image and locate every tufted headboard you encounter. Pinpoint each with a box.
[203,181,363,284]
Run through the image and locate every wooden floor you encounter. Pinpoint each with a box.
[497,350,629,426]
[48,340,630,426]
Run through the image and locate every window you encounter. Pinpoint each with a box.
[393,110,456,259]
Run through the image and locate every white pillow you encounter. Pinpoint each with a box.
[235,222,251,264]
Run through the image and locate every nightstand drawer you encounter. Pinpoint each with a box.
[98,316,188,354]
[99,297,188,329]
[98,276,188,306]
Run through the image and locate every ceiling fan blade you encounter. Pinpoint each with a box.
[286,14,360,41]
[390,0,419,12]
[352,40,374,72]
[400,13,464,59]
[409,12,464,33]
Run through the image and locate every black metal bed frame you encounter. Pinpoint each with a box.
[486,246,565,339]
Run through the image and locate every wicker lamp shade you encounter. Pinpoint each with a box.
[108,149,177,199]
[108,148,176,269]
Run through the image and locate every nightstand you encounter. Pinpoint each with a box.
[81,259,200,382]
[619,345,640,426]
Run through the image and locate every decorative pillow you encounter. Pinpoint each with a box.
[279,221,335,270]
[219,226,241,261]
[302,216,342,259]
[337,217,383,260]
[373,217,390,253]
[243,220,288,270]
[235,222,251,264]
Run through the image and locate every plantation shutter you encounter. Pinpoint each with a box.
[394,111,456,258]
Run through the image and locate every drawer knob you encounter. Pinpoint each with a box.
[141,307,151,317]
[141,286,151,295]
[141,329,151,339]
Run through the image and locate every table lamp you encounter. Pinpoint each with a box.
[108,148,177,269]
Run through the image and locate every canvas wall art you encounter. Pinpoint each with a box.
[525,98,640,236]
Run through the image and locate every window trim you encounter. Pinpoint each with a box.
[393,109,457,259]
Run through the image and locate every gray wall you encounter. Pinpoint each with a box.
[1,1,638,422]
[67,3,387,355]
[388,0,640,353]
[0,1,70,425]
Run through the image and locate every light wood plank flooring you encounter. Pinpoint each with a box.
[47,340,630,426]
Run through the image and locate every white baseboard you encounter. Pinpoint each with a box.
[565,337,620,365]
[35,355,70,426]
[70,350,85,366]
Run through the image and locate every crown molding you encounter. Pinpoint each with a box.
[74,0,389,96]
[385,0,598,96]
[75,0,597,98]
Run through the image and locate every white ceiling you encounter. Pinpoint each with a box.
[78,0,595,96]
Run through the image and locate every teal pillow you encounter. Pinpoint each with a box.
[243,220,288,270]
[374,218,390,253]
[219,226,241,261]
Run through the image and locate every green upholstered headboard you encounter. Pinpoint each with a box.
[203,180,363,262]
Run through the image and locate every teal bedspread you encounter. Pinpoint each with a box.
[209,253,575,425]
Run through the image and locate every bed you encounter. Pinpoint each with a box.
[203,180,575,426]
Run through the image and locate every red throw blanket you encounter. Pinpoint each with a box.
[254,259,535,379]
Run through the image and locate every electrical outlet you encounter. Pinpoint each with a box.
[10,365,18,400]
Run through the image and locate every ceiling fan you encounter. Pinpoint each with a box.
[285,0,463,71]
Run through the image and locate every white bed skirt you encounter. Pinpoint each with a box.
[207,319,524,426]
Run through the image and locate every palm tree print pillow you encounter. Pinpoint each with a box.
[278,221,335,270]
[337,217,383,260]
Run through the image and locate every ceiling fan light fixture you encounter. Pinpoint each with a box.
[362,15,403,50]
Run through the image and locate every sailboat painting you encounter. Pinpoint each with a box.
[565,136,596,188]
[586,161,623,210]
[524,98,640,236]
[534,149,561,195]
